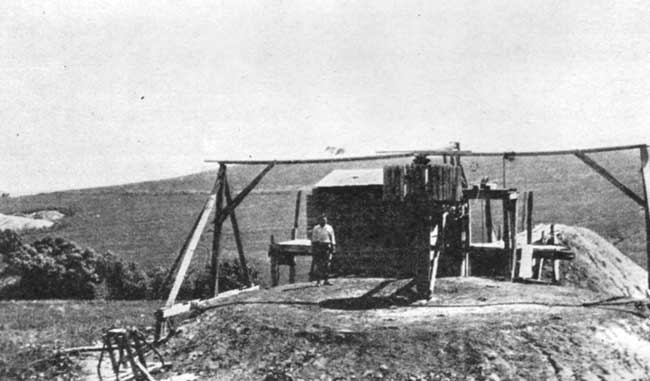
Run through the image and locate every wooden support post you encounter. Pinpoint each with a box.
[537,258,545,280]
[270,255,279,287]
[211,165,226,296]
[269,235,280,287]
[485,199,493,243]
[509,199,518,281]
[502,156,507,188]
[574,151,645,207]
[224,175,250,287]
[164,166,225,308]
[503,198,511,279]
[526,191,533,244]
[520,191,527,233]
[640,145,650,290]
[292,190,302,239]
[289,261,296,284]
[461,204,471,277]
[428,212,447,296]
[553,260,561,283]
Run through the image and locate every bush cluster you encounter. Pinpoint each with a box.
[0,230,257,300]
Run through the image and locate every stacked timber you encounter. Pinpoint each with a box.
[383,164,463,202]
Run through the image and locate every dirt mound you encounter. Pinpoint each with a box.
[154,276,650,380]
[147,225,650,380]
[534,224,648,298]
[0,213,53,231]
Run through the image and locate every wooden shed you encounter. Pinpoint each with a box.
[306,164,465,279]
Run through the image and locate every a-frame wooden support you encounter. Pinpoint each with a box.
[212,163,274,294]
[158,162,275,330]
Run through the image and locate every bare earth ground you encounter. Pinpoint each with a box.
[148,277,650,381]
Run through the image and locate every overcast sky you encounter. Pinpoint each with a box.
[1,0,649,194]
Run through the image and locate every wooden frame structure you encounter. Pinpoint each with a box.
[155,143,650,338]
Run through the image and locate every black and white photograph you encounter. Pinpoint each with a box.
[1,1,650,380]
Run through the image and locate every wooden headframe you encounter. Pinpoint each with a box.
[155,143,650,340]
[205,143,650,289]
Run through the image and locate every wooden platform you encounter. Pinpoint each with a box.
[469,242,574,281]
[268,239,312,286]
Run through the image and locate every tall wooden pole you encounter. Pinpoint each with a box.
[211,164,226,296]
[526,192,533,244]
[640,145,650,290]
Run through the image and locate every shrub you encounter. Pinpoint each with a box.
[1,232,102,299]
[98,252,148,300]
[0,230,258,300]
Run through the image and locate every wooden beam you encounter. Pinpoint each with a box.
[207,143,646,164]
[526,192,534,244]
[159,175,227,298]
[216,163,276,225]
[509,199,518,281]
[502,156,507,188]
[463,188,518,200]
[291,190,302,239]
[640,145,650,290]
[224,175,250,287]
[574,151,645,207]
[503,198,511,280]
[428,212,447,295]
[376,144,646,158]
[461,204,471,277]
[211,164,226,296]
[520,191,527,234]
[485,199,493,243]
[164,166,225,308]
[160,285,260,319]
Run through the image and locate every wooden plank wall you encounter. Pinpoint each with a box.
[307,186,422,277]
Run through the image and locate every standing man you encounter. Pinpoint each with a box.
[311,214,336,286]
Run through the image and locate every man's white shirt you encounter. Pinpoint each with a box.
[311,224,336,245]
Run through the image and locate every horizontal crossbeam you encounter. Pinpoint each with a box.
[205,144,647,165]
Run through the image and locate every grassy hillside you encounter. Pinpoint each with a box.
[0,151,646,286]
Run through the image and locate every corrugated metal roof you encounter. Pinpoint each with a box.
[314,169,383,188]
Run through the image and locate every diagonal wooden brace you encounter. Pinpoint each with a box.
[575,151,645,207]
[224,175,250,286]
[215,163,275,225]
